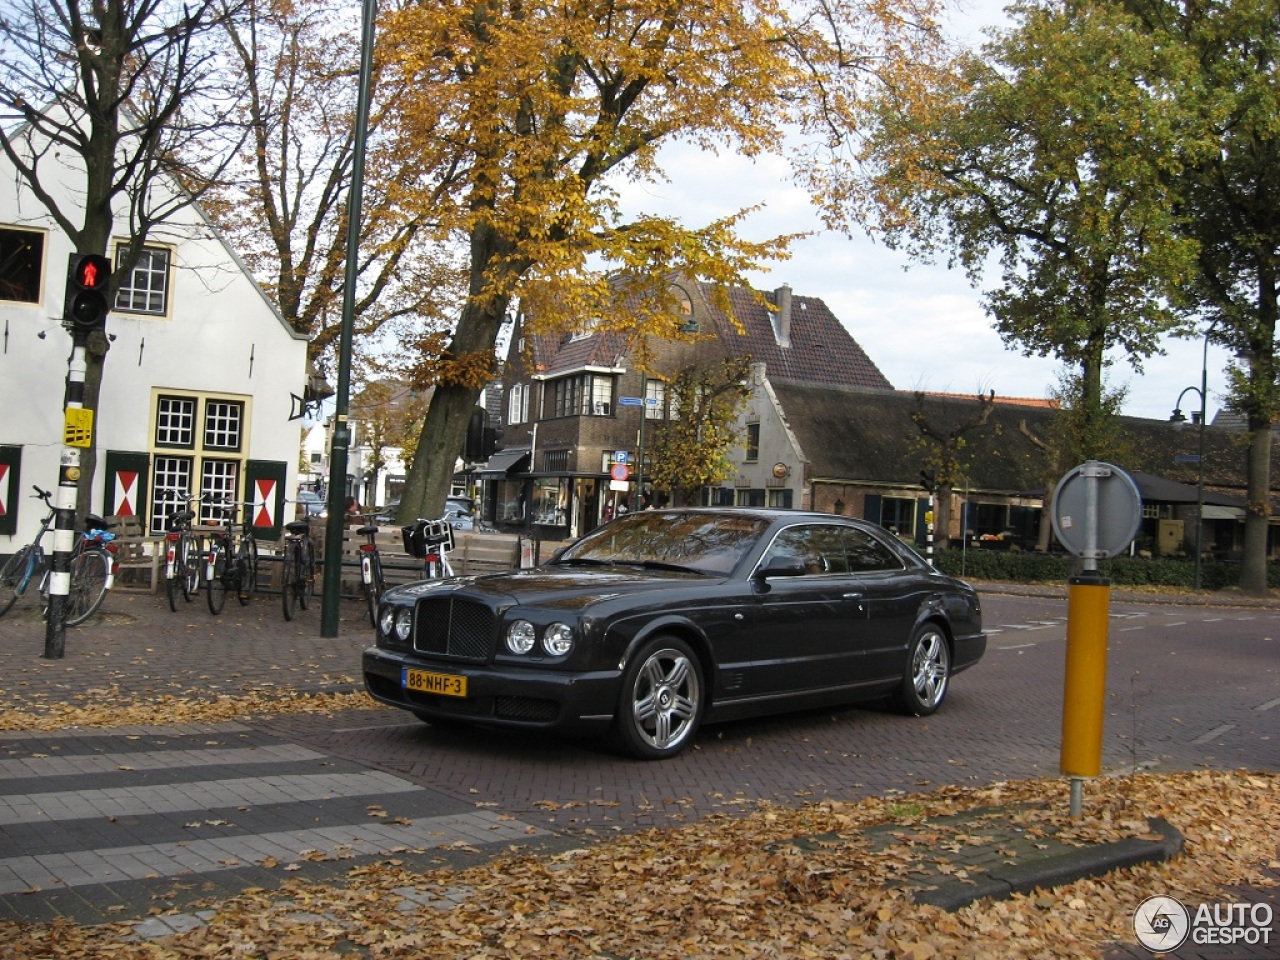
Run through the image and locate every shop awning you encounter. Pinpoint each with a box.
[478,448,531,476]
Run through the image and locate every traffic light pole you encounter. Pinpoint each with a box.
[45,252,112,658]
[43,340,89,660]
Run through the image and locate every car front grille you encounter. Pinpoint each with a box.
[495,696,558,722]
[413,597,494,661]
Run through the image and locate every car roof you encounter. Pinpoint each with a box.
[643,507,866,524]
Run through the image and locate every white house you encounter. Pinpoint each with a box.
[0,129,310,549]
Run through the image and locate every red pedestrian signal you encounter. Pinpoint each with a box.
[64,253,112,333]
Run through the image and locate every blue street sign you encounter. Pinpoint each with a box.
[618,397,642,406]
[1174,454,1201,464]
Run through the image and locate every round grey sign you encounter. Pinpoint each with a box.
[1051,461,1143,559]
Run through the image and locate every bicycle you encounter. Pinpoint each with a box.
[280,514,317,622]
[354,517,384,627]
[158,489,202,613]
[401,518,455,581]
[0,485,117,626]
[204,499,259,615]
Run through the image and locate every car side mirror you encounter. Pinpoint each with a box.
[755,555,806,579]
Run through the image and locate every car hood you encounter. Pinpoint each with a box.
[383,565,716,610]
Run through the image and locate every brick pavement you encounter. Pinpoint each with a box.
[0,582,1276,956]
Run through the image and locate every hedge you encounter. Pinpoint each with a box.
[930,549,1280,590]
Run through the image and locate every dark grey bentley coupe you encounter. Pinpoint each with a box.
[362,508,986,759]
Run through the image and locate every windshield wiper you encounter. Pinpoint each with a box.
[552,557,610,566]
[611,559,706,575]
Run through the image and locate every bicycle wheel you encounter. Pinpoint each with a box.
[165,536,183,612]
[236,535,260,605]
[207,544,228,615]
[180,533,200,602]
[165,557,182,613]
[298,539,315,611]
[65,549,111,626]
[363,552,383,628]
[0,545,33,618]
[281,547,298,621]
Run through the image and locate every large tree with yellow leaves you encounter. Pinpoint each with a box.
[379,0,948,521]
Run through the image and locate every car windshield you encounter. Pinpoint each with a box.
[555,511,770,576]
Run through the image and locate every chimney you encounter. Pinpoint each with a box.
[773,284,792,348]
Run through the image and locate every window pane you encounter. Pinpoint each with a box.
[150,457,193,535]
[844,527,903,571]
[507,383,523,424]
[201,459,240,519]
[645,379,665,419]
[114,247,170,315]
[156,396,197,448]
[589,376,612,415]
[204,400,244,451]
[0,228,44,303]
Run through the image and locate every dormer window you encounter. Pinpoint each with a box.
[569,317,602,341]
[550,373,615,417]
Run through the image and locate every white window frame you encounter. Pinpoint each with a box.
[113,243,173,317]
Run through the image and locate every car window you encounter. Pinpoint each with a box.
[763,526,826,575]
[560,511,769,576]
[843,526,905,572]
[762,523,905,575]
[763,524,857,575]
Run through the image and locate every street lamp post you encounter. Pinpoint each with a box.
[1169,361,1210,591]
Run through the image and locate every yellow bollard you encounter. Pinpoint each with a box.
[1060,574,1111,778]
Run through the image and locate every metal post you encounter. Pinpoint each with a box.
[926,489,935,567]
[320,0,377,637]
[1062,460,1110,817]
[43,340,90,659]
[1194,333,1209,590]
[636,372,646,510]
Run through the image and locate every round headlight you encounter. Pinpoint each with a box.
[394,608,413,642]
[542,622,574,656]
[506,619,536,654]
[378,605,396,638]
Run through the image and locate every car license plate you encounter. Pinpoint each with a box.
[402,668,467,698]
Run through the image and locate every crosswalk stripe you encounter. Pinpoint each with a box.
[0,810,548,895]
[0,744,326,780]
[0,771,422,826]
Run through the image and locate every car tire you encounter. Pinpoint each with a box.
[893,622,951,716]
[615,635,704,760]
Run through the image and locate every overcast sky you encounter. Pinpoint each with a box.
[614,0,1231,425]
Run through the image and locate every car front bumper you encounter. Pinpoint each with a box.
[362,646,622,737]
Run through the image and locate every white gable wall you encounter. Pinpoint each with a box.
[1,134,308,548]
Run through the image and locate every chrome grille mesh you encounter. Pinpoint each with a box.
[413,598,494,661]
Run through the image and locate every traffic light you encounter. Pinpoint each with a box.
[465,407,497,460]
[63,253,112,333]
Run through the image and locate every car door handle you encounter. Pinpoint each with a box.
[842,592,863,600]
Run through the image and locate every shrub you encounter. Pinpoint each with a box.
[931,549,1278,590]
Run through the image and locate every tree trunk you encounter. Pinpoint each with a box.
[934,483,952,550]
[1239,417,1273,595]
[397,225,514,523]
[398,381,482,522]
